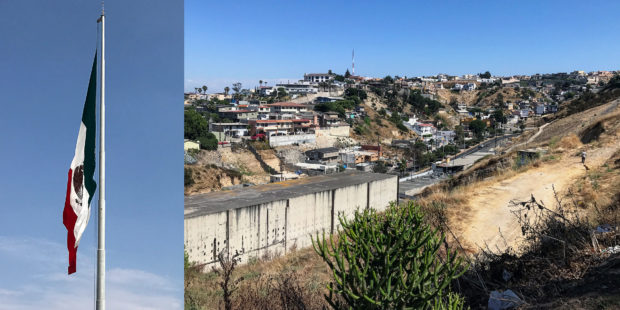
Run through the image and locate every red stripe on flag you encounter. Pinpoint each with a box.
[63,168,78,275]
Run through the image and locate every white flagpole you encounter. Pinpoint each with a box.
[96,5,106,310]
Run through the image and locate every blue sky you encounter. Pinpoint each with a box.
[0,1,182,309]
[185,0,620,93]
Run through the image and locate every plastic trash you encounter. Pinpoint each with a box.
[601,245,620,254]
[488,289,523,310]
[595,224,614,233]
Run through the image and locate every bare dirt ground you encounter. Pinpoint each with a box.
[455,104,620,254]
[457,145,616,253]
[351,94,416,144]
[435,87,545,109]
[185,147,281,195]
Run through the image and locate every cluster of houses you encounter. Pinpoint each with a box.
[191,99,353,147]
[255,73,348,97]
[507,100,558,120]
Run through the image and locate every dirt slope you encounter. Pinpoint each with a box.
[351,97,416,144]
[185,147,281,195]
[454,103,620,253]
[457,145,617,253]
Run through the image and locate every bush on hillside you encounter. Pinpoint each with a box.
[197,133,218,150]
[312,202,467,309]
[185,109,210,140]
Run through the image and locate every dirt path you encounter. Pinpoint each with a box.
[506,122,553,152]
[457,145,617,254]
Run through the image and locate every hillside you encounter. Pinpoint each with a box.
[350,93,417,144]
[417,99,620,251]
[415,99,620,307]
[436,86,546,109]
[184,146,281,195]
[186,95,620,309]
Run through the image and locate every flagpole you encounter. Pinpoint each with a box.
[96,6,106,310]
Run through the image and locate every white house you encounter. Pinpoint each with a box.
[275,82,318,94]
[304,73,333,84]
[414,123,436,142]
[434,130,455,146]
[259,86,275,96]
[464,83,476,91]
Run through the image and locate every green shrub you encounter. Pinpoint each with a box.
[397,122,409,132]
[313,202,467,309]
[184,109,209,140]
[197,133,218,150]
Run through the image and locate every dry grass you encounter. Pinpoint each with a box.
[567,149,620,226]
[557,133,582,150]
[186,247,331,310]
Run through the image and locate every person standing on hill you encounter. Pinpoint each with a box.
[581,151,587,164]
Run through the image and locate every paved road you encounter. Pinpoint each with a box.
[398,135,514,199]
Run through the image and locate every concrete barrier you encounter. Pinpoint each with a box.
[268,134,316,147]
[185,172,398,267]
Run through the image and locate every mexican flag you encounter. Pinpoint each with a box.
[63,54,98,275]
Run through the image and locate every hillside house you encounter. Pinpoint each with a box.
[535,104,545,115]
[268,102,308,114]
[209,122,248,141]
[315,96,343,103]
[464,83,476,91]
[303,73,334,84]
[275,82,318,94]
[361,144,383,158]
[305,147,340,164]
[248,119,313,136]
[259,86,275,96]
[320,112,341,127]
[434,131,456,145]
[218,109,258,121]
[413,123,436,141]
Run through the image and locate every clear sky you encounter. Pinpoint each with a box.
[185,0,620,93]
[0,1,182,309]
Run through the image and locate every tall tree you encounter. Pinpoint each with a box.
[259,80,263,87]
[202,85,208,93]
[344,69,351,78]
[277,87,287,99]
[469,119,487,139]
[224,86,230,96]
[232,82,242,99]
[184,109,209,140]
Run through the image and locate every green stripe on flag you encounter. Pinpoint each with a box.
[82,53,97,204]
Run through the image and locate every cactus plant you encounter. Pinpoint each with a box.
[312,201,467,309]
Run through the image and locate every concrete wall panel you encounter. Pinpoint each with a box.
[286,190,332,250]
[333,183,368,231]
[185,174,398,268]
[184,210,227,265]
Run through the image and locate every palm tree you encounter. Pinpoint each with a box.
[259,80,263,87]
[224,86,230,96]
[202,85,208,93]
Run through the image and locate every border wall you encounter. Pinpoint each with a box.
[185,172,398,267]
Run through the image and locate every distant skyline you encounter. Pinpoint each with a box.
[185,0,620,93]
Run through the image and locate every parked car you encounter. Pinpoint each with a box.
[251,133,266,141]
